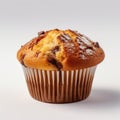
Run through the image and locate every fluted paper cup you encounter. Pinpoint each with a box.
[22,66,96,103]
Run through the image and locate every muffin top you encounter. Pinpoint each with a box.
[17,29,105,70]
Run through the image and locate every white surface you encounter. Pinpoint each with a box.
[0,0,120,120]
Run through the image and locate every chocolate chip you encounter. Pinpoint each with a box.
[47,55,63,70]
[38,31,45,36]
[57,34,71,43]
[28,42,34,49]
[34,38,41,45]
[51,46,59,54]
[21,45,23,48]
[87,46,93,50]
[34,51,40,57]
[94,42,100,48]
[76,36,84,45]
[54,28,59,31]
[28,37,44,49]
[71,30,83,36]
[21,54,26,66]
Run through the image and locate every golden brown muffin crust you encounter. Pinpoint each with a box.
[17,29,105,70]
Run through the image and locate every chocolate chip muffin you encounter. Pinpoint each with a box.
[17,29,105,103]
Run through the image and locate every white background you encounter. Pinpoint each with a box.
[0,0,120,120]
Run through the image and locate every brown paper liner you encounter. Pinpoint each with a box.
[22,66,96,103]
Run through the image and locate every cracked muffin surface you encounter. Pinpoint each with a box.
[17,29,105,70]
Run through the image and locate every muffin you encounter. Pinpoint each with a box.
[17,29,105,103]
